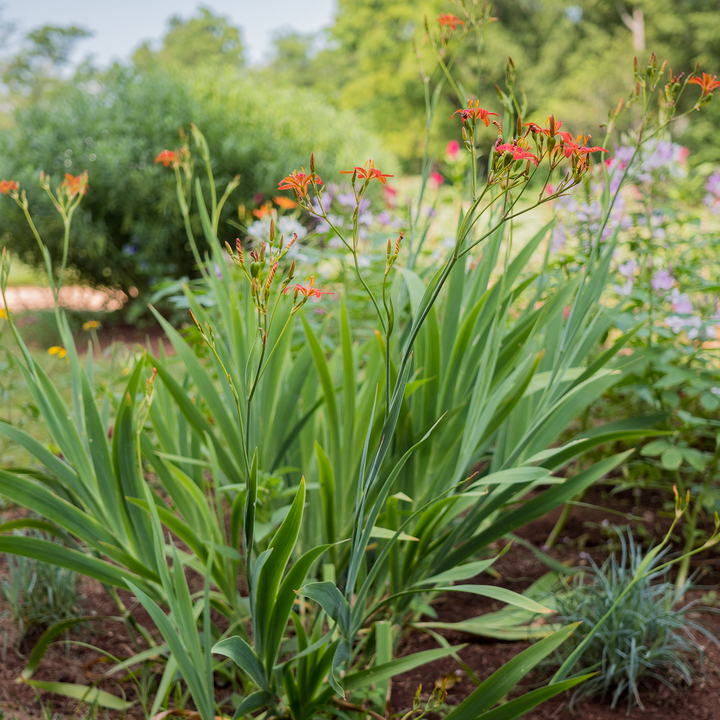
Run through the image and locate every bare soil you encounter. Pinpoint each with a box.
[1,483,718,719]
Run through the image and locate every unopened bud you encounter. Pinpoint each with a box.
[310,152,315,173]
[387,238,392,256]
[260,242,266,263]
[549,115,556,136]
[288,260,295,280]
[266,262,278,289]
[189,309,202,332]
[225,241,233,257]
[287,232,298,249]
[395,231,403,255]
[236,238,244,263]
[633,56,638,74]
[516,115,522,137]
[269,220,275,243]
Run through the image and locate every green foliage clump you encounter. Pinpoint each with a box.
[0,67,388,297]
[1,537,83,643]
[553,532,718,714]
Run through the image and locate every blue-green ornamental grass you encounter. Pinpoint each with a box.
[553,529,720,714]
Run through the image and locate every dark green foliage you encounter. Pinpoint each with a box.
[552,530,719,713]
[0,68,386,297]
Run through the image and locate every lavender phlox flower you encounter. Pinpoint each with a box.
[551,223,566,251]
[704,170,720,214]
[651,268,674,292]
[337,192,356,209]
[619,260,637,278]
[377,210,392,225]
[358,211,373,226]
[614,280,634,296]
[358,197,371,214]
[670,288,693,315]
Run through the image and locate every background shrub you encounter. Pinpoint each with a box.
[0,66,390,298]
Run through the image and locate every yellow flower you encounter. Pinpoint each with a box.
[0,308,6,319]
[83,320,101,330]
[48,346,67,359]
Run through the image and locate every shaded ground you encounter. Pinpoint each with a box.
[0,483,718,718]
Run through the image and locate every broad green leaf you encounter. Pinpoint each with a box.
[23,680,133,710]
[213,636,266,687]
[343,644,464,692]
[444,623,581,720]
[661,446,683,470]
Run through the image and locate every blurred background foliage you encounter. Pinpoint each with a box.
[0,0,718,293]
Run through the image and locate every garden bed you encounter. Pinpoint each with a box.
[2,486,718,719]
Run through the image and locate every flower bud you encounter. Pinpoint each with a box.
[250,262,260,278]
[387,238,392,256]
[549,115,556,136]
[516,115,522,137]
[395,231,403,255]
[236,238,244,263]
[269,219,275,243]
[310,152,315,173]
[288,260,295,280]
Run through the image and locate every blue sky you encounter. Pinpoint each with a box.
[10,1,336,66]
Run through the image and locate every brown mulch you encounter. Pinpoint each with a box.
[1,483,719,719]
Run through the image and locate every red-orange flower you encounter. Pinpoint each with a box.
[689,73,720,96]
[278,168,322,196]
[495,142,539,167]
[557,134,607,159]
[523,118,563,137]
[438,14,464,30]
[451,100,499,127]
[0,179,18,194]
[284,276,333,299]
[61,171,88,198]
[155,149,181,167]
[341,159,393,185]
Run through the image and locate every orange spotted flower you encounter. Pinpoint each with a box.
[284,276,333,300]
[278,168,322,196]
[556,134,607,159]
[451,100,499,127]
[0,179,18,194]
[61,171,89,198]
[438,14,464,30]
[155,150,181,168]
[495,142,540,167]
[523,118,563,137]
[341,159,393,185]
[689,73,720,97]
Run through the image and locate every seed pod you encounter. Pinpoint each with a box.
[250,262,260,278]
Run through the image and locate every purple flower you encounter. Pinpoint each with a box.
[671,289,693,315]
[618,260,637,278]
[614,280,634,296]
[337,192,355,209]
[377,210,392,225]
[651,268,674,292]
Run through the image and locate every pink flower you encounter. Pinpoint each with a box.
[430,171,444,187]
[446,140,460,160]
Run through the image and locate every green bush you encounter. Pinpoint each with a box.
[0,66,389,298]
